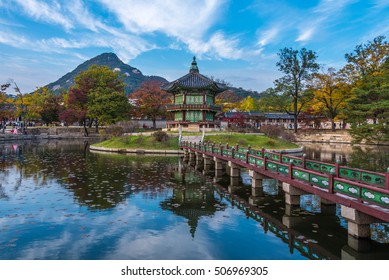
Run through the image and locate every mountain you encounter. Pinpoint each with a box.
[46,53,168,95]
[47,52,260,99]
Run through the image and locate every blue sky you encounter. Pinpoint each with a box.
[0,0,388,93]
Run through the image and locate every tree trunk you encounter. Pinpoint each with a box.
[95,119,99,133]
[331,118,335,132]
[152,118,156,129]
[83,122,89,137]
[293,99,298,133]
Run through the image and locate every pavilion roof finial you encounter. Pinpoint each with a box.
[189,56,199,73]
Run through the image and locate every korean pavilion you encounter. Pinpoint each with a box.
[161,57,226,131]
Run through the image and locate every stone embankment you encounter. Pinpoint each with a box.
[0,127,100,141]
[295,130,354,144]
[89,145,183,154]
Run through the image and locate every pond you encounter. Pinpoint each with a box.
[0,140,388,260]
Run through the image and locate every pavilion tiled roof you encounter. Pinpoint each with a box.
[161,57,226,93]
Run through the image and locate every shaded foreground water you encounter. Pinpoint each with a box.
[0,140,388,260]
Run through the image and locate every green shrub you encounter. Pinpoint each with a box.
[153,131,169,142]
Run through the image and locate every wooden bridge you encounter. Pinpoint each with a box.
[180,141,389,239]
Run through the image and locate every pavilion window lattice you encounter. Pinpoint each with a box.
[174,111,183,121]
[186,110,202,122]
[186,95,203,104]
[206,95,213,105]
[175,94,184,105]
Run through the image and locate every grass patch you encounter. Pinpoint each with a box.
[204,133,298,149]
[94,135,179,150]
[94,133,298,150]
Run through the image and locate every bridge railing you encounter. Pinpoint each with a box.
[182,141,388,188]
[180,141,389,208]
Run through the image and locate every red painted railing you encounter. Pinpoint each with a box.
[181,141,389,221]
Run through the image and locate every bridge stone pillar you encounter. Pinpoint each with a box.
[228,161,240,178]
[228,177,240,193]
[282,183,306,206]
[282,204,300,228]
[320,198,336,215]
[248,170,267,197]
[203,154,213,171]
[213,157,224,169]
[341,205,378,239]
[188,149,195,160]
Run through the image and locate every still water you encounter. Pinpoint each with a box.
[0,140,388,260]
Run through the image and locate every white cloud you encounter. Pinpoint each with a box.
[187,32,243,60]
[296,27,315,42]
[295,0,357,42]
[96,0,245,60]
[12,0,73,30]
[98,0,224,37]
[257,27,279,47]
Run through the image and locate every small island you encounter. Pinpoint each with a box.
[90,131,300,154]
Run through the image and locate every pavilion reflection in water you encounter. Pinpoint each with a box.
[161,162,227,238]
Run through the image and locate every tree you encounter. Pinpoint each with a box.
[345,35,389,77]
[347,58,389,143]
[0,91,15,130]
[275,47,320,132]
[309,68,353,131]
[132,80,171,129]
[215,89,241,112]
[71,65,129,132]
[60,87,89,135]
[257,87,287,112]
[343,36,389,143]
[239,95,258,112]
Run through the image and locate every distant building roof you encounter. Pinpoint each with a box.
[221,112,295,119]
[161,57,226,93]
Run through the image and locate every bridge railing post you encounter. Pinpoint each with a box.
[289,160,293,179]
[220,143,223,157]
[385,167,389,191]
[335,159,340,177]
[328,174,334,194]
[279,151,283,163]
[246,145,251,164]
[302,153,306,169]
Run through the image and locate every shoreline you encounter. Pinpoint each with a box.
[89,145,304,155]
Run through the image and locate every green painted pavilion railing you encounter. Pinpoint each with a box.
[180,141,389,208]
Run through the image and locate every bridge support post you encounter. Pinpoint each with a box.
[282,204,300,228]
[341,205,378,239]
[320,198,336,215]
[282,183,305,206]
[228,177,240,193]
[214,157,224,170]
[249,170,267,197]
[189,150,195,160]
[228,161,240,177]
[203,154,212,171]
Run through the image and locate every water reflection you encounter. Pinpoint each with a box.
[303,143,389,172]
[1,140,389,260]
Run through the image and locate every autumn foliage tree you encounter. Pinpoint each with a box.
[131,80,171,129]
[309,68,353,131]
[239,95,258,112]
[215,89,242,112]
[61,65,130,135]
